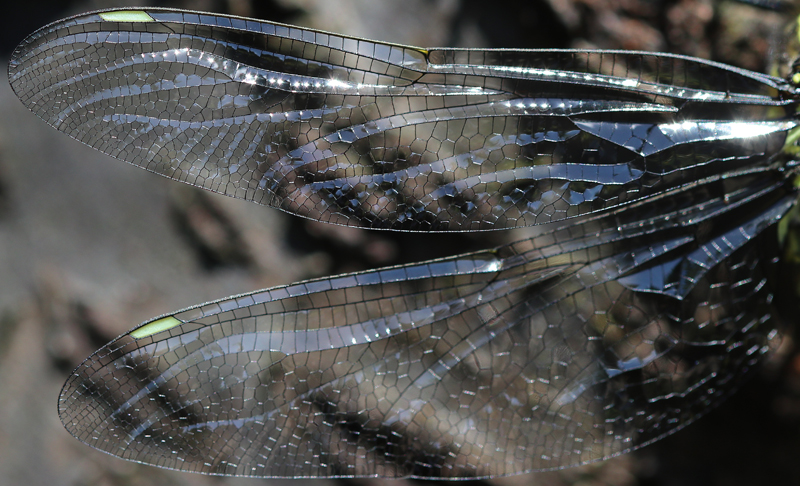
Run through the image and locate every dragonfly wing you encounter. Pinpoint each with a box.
[8,8,799,230]
[58,171,795,478]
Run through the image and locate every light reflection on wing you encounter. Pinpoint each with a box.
[59,169,792,478]
[7,7,800,480]
[7,8,798,231]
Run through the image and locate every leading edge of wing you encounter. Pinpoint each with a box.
[8,8,800,232]
[57,170,796,478]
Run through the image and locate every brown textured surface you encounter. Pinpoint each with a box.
[0,1,799,485]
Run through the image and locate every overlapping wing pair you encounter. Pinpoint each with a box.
[8,8,799,478]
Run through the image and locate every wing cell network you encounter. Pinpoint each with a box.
[8,7,800,480]
[8,8,799,230]
[59,169,794,478]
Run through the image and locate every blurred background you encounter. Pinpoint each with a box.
[1,0,800,485]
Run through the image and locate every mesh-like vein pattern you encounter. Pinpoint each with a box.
[7,7,800,479]
[58,170,794,478]
[8,8,798,230]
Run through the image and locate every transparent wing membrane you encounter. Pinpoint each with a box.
[8,8,798,230]
[59,172,793,478]
[8,7,800,479]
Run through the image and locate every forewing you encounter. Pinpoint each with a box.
[8,8,798,230]
[58,171,795,478]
